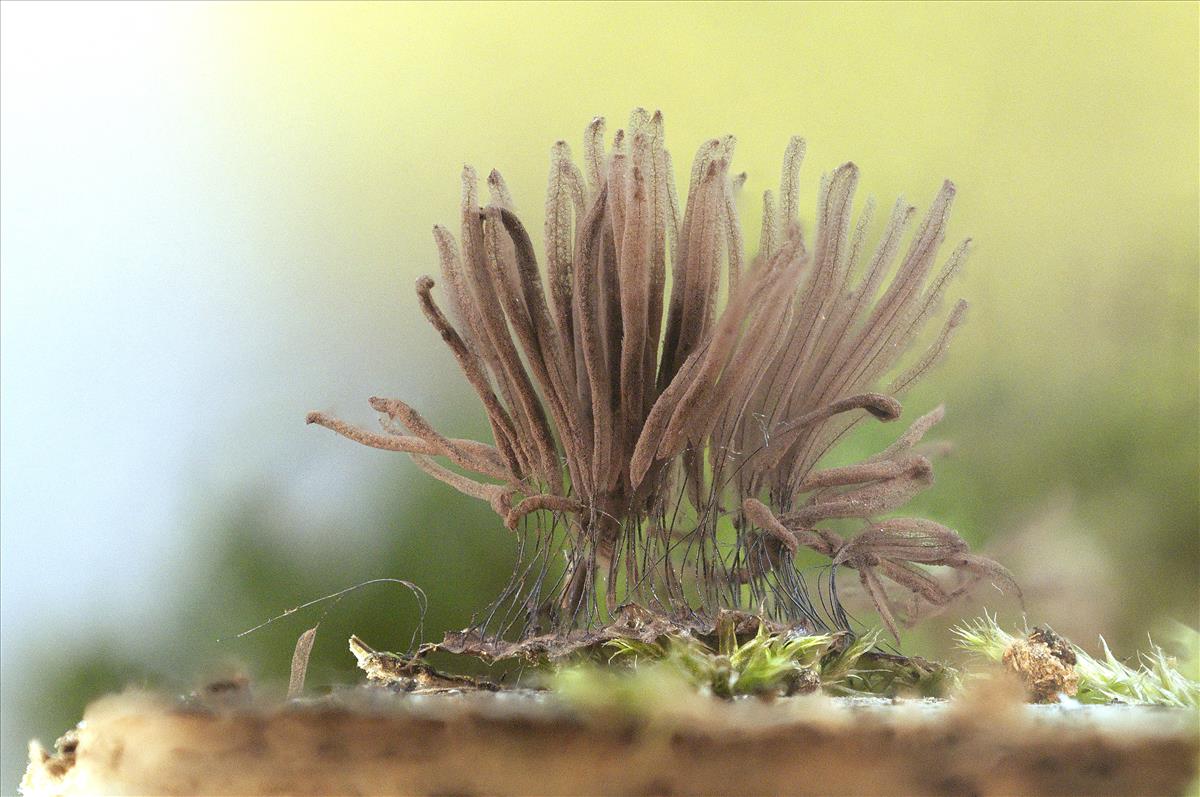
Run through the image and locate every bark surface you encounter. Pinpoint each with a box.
[23,683,1199,796]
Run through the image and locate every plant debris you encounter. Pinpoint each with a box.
[430,605,792,663]
[352,607,954,701]
[288,626,318,699]
[349,635,500,693]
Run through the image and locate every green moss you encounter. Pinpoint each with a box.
[954,614,1200,707]
[553,624,956,705]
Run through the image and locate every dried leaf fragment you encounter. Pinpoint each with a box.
[288,626,318,699]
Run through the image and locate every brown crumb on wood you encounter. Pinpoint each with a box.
[21,730,78,795]
[1002,626,1079,703]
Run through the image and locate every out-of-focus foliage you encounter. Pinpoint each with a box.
[3,3,1196,792]
[9,474,520,790]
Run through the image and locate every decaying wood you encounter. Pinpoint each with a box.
[349,635,500,693]
[23,684,1198,797]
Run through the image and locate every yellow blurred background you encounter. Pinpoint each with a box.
[2,2,1196,789]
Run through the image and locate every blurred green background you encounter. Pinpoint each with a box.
[2,1,1197,791]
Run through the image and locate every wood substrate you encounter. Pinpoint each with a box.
[23,685,1199,796]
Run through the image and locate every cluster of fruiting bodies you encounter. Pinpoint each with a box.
[309,109,1016,640]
